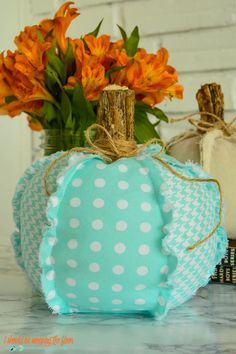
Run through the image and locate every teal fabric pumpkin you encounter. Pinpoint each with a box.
[12,144,227,319]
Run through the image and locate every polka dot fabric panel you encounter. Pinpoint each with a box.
[12,144,227,319]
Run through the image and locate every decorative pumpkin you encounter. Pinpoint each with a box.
[168,83,236,240]
[12,86,227,319]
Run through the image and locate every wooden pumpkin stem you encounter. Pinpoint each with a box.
[97,85,135,141]
[94,85,137,160]
[196,83,224,132]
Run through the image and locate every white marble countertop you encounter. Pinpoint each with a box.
[0,241,236,354]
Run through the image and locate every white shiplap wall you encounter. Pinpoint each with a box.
[28,0,236,140]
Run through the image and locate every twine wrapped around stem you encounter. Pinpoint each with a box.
[169,111,236,136]
[167,111,236,150]
[85,124,138,160]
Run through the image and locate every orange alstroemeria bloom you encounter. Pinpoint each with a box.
[84,34,111,67]
[121,47,183,105]
[74,62,108,101]
[109,49,129,85]
[0,50,54,117]
[142,84,183,106]
[71,38,88,79]
[14,25,51,74]
[0,98,43,117]
[80,61,108,101]
[0,55,13,98]
[27,115,43,131]
[40,1,79,54]
[68,38,109,100]
[0,0,183,123]
[108,39,128,68]
[110,39,124,52]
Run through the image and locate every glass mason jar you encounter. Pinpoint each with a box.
[40,129,82,156]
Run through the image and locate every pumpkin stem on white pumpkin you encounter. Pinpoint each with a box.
[196,83,224,134]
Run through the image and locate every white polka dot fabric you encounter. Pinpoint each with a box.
[11,145,227,319]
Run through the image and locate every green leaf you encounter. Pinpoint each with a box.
[65,115,74,130]
[5,95,17,104]
[64,40,75,76]
[45,65,63,97]
[125,26,140,57]
[117,25,127,41]
[105,66,126,78]
[46,40,67,83]
[135,101,169,122]
[61,90,73,129]
[87,19,103,37]
[134,108,159,143]
[72,82,96,143]
[117,25,140,56]
[153,120,161,127]
[42,101,58,123]
[151,107,169,122]
[73,83,96,123]
[72,83,82,118]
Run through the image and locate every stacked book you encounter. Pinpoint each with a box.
[211,240,236,284]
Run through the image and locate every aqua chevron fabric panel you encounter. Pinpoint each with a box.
[12,144,227,319]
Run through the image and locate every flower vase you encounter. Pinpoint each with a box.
[40,129,82,156]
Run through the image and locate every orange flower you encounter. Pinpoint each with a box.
[21,84,55,104]
[84,34,111,67]
[0,100,24,117]
[1,0,183,128]
[0,50,53,117]
[40,1,79,54]
[108,47,129,68]
[14,25,51,73]
[0,99,43,117]
[27,115,43,131]
[67,59,108,101]
[102,39,128,84]
[81,62,108,101]
[120,47,183,105]
[142,84,183,106]
[71,38,88,79]
[0,55,13,97]
[110,39,124,52]
[68,38,109,99]
[127,48,169,89]
[109,49,129,85]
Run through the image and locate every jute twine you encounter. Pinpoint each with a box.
[85,124,139,159]
[43,122,223,252]
[168,111,236,148]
